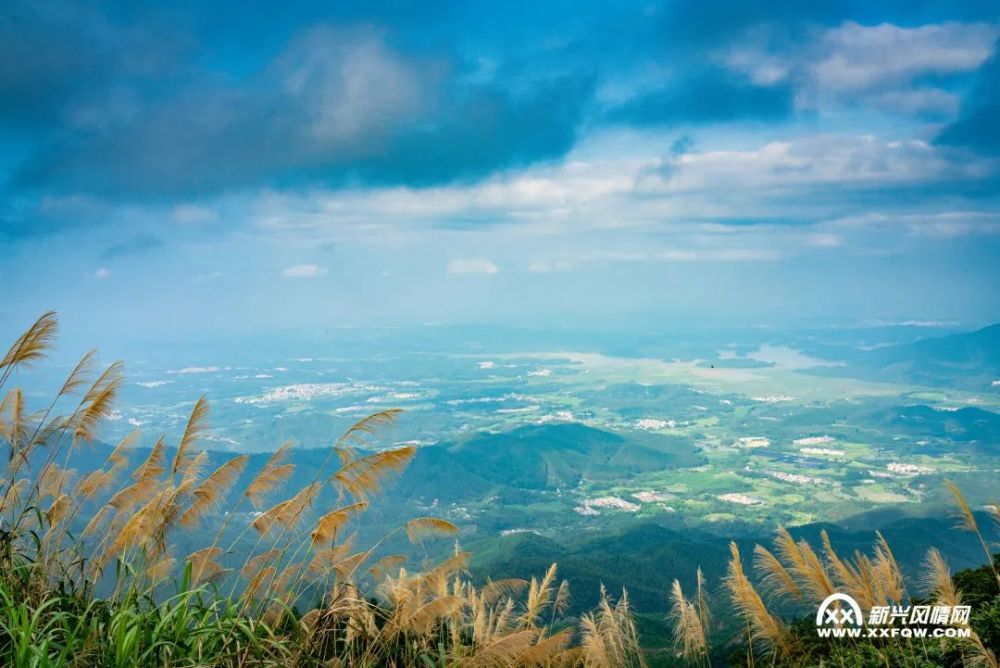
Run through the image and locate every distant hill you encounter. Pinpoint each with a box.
[32,422,706,563]
[467,513,991,616]
[810,322,1000,387]
[468,523,730,615]
[394,422,702,501]
[55,422,700,499]
[865,323,1000,377]
[865,403,1000,451]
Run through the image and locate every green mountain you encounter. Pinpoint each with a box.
[805,322,1000,388]
[866,403,1000,451]
[467,514,990,616]
[865,323,1000,373]
[395,422,702,500]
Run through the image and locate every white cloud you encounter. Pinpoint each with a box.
[524,246,781,271]
[282,264,327,278]
[656,248,778,262]
[665,135,990,191]
[279,27,426,144]
[723,21,998,114]
[829,211,1000,239]
[804,233,843,248]
[859,88,959,116]
[182,128,997,271]
[93,268,111,279]
[248,131,992,243]
[528,259,574,273]
[447,258,499,275]
[814,21,998,91]
[251,158,639,237]
[542,248,780,267]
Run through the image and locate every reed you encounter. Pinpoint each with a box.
[0,311,646,667]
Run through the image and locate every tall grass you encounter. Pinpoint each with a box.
[0,312,645,667]
[665,500,999,667]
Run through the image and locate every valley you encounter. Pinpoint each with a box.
[87,323,1000,540]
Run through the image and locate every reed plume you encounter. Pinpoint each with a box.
[985,501,1000,540]
[72,362,123,445]
[771,527,809,597]
[81,504,113,539]
[753,544,802,603]
[924,547,962,608]
[407,594,462,634]
[819,529,875,609]
[872,530,906,603]
[107,430,139,470]
[310,501,368,545]
[553,578,571,618]
[171,396,209,478]
[331,551,369,581]
[794,538,835,602]
[0,311,58,382]
[99,500,156,568]
[179,454,248,527]
[948,479,1000,589]
[725,542,790,656]
[75,432,138,501]
[669,578,707,663]
[179,450,209,489]
[187,546,225,584]
[0,478,28,513]
[523,563,559,629]
[308,541,356,576]
[44,494,71,525]
[1,389,27,456]
[241,549,281,579]
[470,629,537,667]
[335,408,402,453]
[522,628,573,664]
[252,482,320,536]
[579,586,646,668]
[694,568,710,643]
[133,436,166,483]
[38,464,75,500]
[923,548,999,668]
[57,349,97,397]
[244,441,295,509]
[333,444,415,501]
[368,554,408,582]
[404,516,459,544]
[245,566,277,600]
[107,478,159,514]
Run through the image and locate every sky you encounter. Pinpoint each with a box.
[2,0,1000,345]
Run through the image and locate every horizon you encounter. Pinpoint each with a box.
[7,312,998,373]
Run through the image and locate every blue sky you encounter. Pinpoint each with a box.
[2,0,999,342]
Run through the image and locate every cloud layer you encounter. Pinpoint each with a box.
[2,1,999,332]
